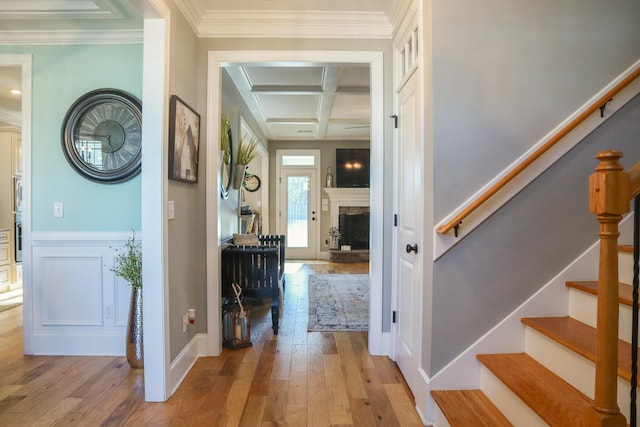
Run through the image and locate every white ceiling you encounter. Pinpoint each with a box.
[0,0,398,139]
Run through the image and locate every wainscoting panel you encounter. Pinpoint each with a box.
[41,256,104,326]
[31,232,137,356]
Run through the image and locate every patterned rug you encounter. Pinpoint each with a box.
[308,274,369,332]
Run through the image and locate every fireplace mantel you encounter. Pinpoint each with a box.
[323,188,370,229]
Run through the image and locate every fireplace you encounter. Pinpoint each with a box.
[324,188,370,262]
[339,207,370,250]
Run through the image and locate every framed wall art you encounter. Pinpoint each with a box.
[168,95,201,183]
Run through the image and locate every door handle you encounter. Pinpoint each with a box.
[406,243,418,254]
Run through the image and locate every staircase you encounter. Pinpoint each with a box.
[432,252,637,426]
[431,151,640,426]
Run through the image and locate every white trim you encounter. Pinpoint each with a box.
[140,3,171,402]
[197,10,392,39]
[207,50,386,356]
[433,59,640,260]
[0,54,32,354]
[170,333,208,395]
[0,29,143,45]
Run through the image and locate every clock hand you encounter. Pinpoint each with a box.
[78,133,110,139]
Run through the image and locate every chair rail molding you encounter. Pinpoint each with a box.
[433,59,640,260]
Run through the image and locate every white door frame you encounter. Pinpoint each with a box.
[206,50,386,355]
[0,54,33,354]
[275,149,321,259]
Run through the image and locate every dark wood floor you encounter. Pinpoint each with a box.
[0,261,424,426]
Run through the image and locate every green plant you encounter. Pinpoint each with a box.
[236,137,259,165]
[111,230,142,289]
[220,113,231,165]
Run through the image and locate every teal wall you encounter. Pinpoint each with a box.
[0,44,143,231]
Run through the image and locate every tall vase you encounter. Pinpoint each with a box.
[126,287,144,369]
[232,164,247,190]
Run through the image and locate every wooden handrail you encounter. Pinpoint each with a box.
[437,66,640,235]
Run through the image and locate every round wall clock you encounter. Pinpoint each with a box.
[243,174,261,192]
[61,88,142,183]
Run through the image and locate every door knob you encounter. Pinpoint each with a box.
[406,243,418,254]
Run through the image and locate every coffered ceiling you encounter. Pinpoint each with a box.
[226,64,371,141]
[0,0,400,139]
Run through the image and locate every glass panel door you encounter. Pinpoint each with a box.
[279,168,317,259]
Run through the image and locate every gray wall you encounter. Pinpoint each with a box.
[166,0,207,362]
[428,0,640,374]
[220,69,269,240]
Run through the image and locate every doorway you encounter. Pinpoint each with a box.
[206,50,386,355]
[276,150,320,259]
[0,55,31,353]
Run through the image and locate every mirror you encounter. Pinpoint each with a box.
[219,118,233,199]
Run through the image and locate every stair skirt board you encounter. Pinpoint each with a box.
[525,325,631,420]
[569,285,635,344]
[480,366,547,426]
[427,236,603,420]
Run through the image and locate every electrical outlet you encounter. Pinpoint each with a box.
[182,314,188,332]
[104,304,113,319]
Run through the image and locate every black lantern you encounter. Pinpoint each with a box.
[222,283,252,350]
[222,303,252,350]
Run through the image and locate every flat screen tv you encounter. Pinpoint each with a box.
[336,148,370,188]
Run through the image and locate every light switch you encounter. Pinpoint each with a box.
[54,202,64,218]
[168,200,175,220]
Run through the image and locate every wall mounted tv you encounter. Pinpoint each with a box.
[336,148,370,188]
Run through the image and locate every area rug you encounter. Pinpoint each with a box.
[308,274,369,332]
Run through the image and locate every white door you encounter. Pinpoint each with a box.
[278,167,319,259]
[393,69,422,393]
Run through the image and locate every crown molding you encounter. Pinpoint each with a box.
[0,29,143,45]
[172,0,205,35]
[197,10,393,39]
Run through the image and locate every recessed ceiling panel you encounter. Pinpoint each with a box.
[257,94,319,119]
[330,94,370,121]
[267,122,318,139]
[325,123,370,140]
[245,66,324,88]
[337,66,370,88]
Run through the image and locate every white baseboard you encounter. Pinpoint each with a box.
[170,333,208,395]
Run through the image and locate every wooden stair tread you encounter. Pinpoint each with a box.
[431,389,512,426]
[566,280,637,307]
[521,316,634,382]
[477,353,591,426]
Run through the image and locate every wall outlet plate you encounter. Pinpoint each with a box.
[182,313,188,332]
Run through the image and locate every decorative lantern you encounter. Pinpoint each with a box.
[222,283,252,350]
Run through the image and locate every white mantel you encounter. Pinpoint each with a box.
[323,187,370,228]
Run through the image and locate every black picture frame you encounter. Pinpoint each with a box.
[168,95,201,183]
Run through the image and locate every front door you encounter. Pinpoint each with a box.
[393,68,422,393]
[276,150,320,259]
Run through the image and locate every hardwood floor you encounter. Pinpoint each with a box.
[0,261,424,426]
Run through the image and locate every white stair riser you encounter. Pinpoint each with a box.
[568,288,635,343]
[480,365,547,426]
[525,326,630,420]
[619,252,634,285]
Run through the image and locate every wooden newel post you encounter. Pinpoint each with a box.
[585,150,630,427]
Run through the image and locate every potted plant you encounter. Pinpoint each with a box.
[111,230,143,368]
[233,137,259,189]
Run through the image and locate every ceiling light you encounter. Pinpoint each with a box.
[10,89,21,95]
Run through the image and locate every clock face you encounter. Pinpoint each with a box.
[243,174,261,192]
[62,89,142,183]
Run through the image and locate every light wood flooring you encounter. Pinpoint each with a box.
[0,261,424,426]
